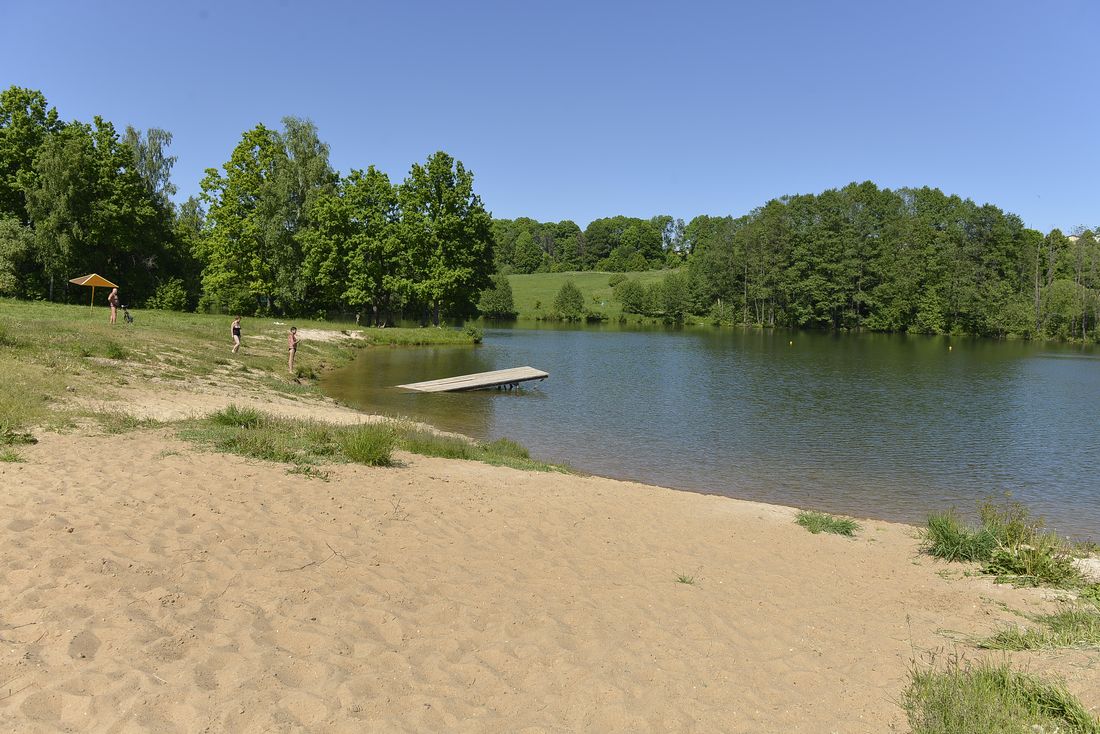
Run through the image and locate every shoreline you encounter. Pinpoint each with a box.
[2,311,1099,731]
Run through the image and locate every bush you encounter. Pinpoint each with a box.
[607,273,627,288]
[146,278,190,311]
[477,274,517,318]
[339,424,396,466]
[709,299,737,325]
[613,279,648,314]
[463,325,484,344]
[553,280,585,320]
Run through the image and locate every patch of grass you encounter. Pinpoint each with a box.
[359,327,481,347]
[984,542,1081,587]
[0,448,23,462]
[796,510,860,537]
[923,500,1083,587]
[398,428,476,460]
[286,465,331,481]
[980,606,1100,651]
[0,299,480,444]
[1080,585,1100,607]
[904,654,1100,734]
[924,512,998,562]
[0,423,38,445]
[339,424,396,466]
[209,404,264,429]
[676,573,695,585]
[94,411,162,434]
[395,426,569,473]
[0,324,21,347]
[104,342,128,360]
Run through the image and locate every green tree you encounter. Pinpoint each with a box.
[511,230,544,273]
[0,215,33,296]
[614,278,648,314]
[302,166,399,323]
[477,273,517,318]
[553,280,584,320]
[123,126,177,205]
[398,151,493,325]
[198,125,283,313]
[0,86,61,223]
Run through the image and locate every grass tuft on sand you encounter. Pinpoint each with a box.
[394,425,569,473]
[338,424,397,466]
[923,500,1083,587]
[980,606,1100,651]
[795,510,860,537]
[903,656,1100,734]
[181,408,565,474]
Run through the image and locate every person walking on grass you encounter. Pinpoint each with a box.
[107,288,120,324]
[231,316,242,354]
[287,326,299,374]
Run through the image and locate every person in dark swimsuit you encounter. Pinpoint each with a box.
[107,288,120,324]
[231,316,242,354]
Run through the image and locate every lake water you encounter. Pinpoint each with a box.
[322,324,1100,540]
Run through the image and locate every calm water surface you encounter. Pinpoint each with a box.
[322,325,1100,539]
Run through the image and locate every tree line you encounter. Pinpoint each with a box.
[3,85,1096,339]
[501,183,1099,340]
[0,86,492,324]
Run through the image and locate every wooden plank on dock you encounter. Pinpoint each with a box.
[398,366,549,393]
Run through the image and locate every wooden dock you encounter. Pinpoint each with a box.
[398,366,548,393]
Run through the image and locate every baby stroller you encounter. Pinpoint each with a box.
[122,305,134,325]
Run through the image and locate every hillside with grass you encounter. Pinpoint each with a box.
[506,270,670,320]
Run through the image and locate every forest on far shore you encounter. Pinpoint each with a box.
[1,85,1097,340]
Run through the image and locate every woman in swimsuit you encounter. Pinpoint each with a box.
[287,326,299,374]
[231,316,242,354]
[107,288,120,324]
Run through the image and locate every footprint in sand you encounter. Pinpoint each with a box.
[68,629,101,660]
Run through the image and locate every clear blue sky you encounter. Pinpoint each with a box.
[2,0,1097,231]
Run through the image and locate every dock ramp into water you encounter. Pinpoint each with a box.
[398,366,548,393]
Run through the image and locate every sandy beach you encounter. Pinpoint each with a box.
[1,380,1098,733]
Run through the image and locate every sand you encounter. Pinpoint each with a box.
[1,387,1098,731]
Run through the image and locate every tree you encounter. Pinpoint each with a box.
[477,273,517,318]
[0,86,61,223]
[553,280,584,320]
[302,165,399,323]
[0,215,33,296]
[398,151,493,325]
[614,278,647,314]
[123,126,177,205]
[511,230,544,273]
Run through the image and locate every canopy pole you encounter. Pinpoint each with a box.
[90,285,95,307]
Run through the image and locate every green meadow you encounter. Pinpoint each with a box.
[506,270,670,320]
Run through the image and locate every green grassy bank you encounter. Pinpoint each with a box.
[0,298,476,432]
[506,270,669,321]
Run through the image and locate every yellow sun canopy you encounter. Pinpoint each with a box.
[68,274,118,288]
[68,273,119,306]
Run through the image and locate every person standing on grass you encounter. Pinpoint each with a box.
[287,326,300,374]
[107,288,120,324]
[231,316,242,353]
